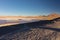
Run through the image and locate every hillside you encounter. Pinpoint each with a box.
[0,17,60,40]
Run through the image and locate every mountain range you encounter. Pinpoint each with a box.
[0,13,60,20]
[0,13,60,27]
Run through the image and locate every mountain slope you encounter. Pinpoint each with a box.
[0,13,60,40]
[0,17,60,40]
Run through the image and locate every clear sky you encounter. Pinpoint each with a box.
[0,0,60,16]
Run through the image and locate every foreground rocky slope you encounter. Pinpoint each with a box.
[0,28,60,40]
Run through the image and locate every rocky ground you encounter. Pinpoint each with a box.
[0,27,60,40]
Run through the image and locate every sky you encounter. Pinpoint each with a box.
[0,0,60,16]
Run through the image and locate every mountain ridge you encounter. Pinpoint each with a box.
[0,13,60,20]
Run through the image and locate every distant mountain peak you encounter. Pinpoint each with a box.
[49,13,60,16]
[47,13,60,20]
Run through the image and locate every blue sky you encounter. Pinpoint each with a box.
[0,0,60,16]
